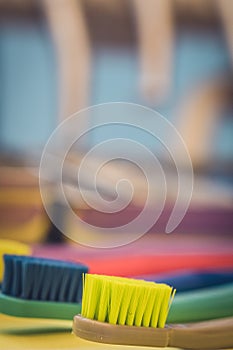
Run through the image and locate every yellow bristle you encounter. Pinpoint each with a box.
[97,278,110,322]
[158,285,173,328]
[117,281,134,325]
[151,287,165,327]
[142,285,157,327]
[81,274,175,328]
[0,239,31,283]
[109,280,125,324]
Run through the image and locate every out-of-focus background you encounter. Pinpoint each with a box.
[1,0,233,238]
[0,1,233,349]
[1,0,233,161]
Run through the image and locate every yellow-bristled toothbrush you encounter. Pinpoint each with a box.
[73,273,233,349]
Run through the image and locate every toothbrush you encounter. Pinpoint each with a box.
[0,254,88,320]
[73,273,233,349]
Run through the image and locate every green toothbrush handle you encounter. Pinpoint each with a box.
[0,293,81,320]
[167,283,233,323]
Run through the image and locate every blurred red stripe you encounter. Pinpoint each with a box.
[74,254,233,277]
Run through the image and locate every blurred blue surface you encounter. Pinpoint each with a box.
[0,23,57,152]
[0,23,232,160]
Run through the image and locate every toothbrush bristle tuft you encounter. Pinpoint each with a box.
[81,274,175,328]
[2,255,88,303]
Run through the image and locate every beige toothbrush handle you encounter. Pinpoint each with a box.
[169,317,233,349]
[73,315,233,349]
[73,315,170,347]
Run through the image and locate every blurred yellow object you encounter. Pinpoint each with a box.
[0,166,51,244]
[0,239,31,283]
[0,313,180,350]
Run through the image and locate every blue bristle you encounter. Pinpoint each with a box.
[2,255,14,294]
[2,255,88,303]
[68,265,88,302]
[58,265,73,302]
[22,259,38,299]
[48,264,62,301]
[31,260,43,300]
[12,256,22,296]
[40,262,53,301]
[28,259,48,299]
[49,266,66,301]
[67,267,79,302]
[66,267,77,302]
